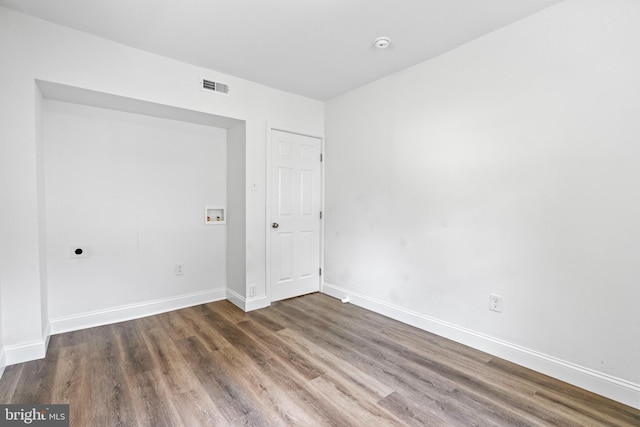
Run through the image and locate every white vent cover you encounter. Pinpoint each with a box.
[201,78,230,95]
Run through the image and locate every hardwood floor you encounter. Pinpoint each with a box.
[1,293,638,426]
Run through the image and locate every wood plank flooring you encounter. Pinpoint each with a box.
[1,293,638,426]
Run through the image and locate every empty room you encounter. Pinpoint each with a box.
[0,0,639,425]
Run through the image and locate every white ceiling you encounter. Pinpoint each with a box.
[0,0,564,101]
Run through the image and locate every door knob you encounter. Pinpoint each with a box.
[272,222,279,229]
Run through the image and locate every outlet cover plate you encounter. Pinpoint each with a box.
[175,263,184,276]
[489,294,503,313]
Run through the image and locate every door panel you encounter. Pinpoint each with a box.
[299,231,314,278]
[270,130,321,302]
[300,169,314,216]
[277,232,293,282]
[278,167,294,216]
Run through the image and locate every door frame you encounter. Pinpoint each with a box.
[265,123,325,304]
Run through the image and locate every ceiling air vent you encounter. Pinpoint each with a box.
[202,78,230,95]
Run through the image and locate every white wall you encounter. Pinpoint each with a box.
[35,86,49,340]
[44,99,227,320]
[0,6,323,364]
[227,124,247,299]
[0,275,5,376]
[324,0,640,408]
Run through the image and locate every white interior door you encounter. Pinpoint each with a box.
[269,129,322,302]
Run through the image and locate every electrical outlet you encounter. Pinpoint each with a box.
[249,284,257,297]
[175,263,184,276]
[489,294,502,313]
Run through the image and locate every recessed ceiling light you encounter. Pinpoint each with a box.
[373,36,391,49]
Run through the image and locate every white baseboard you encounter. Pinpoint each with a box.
[50,288,226,335]
[226,288,245,311]
[0,347,6,379]
[226,289,270,312]
[43,321,51,350]
[322,282,640,410]
[4,339,48,366]
[246,295,270,311]
[2,321,52,367]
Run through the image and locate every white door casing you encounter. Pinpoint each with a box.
[268,129,322,302]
